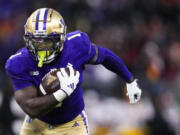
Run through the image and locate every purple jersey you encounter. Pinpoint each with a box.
[5,31,96,125]
[5,30,133,125]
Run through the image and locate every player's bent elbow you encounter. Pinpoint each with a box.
[23,105,39,118]
[26,111,40,119]
[25,111,36,118]
[24,102,43,118]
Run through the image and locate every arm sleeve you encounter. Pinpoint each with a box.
[5,60,34,91]
[89,44,133,82]
[80,32,133,82]
[9,77,34,91]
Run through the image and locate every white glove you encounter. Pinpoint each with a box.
[53,65,80,102]
[126,79,142,104]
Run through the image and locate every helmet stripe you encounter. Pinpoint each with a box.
[38,8,46,31]
[35,9,41,30]
[43,8,49,30]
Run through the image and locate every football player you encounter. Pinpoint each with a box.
[5,8,142,135]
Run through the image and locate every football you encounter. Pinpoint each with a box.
[39,68,71,95]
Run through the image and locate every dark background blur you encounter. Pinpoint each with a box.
[0,0,180,135]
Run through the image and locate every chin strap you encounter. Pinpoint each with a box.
[37,51,50,68]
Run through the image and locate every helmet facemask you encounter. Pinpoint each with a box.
[24,33,65,67]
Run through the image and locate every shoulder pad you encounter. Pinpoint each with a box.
[66,31,91,53]
[5,48,31,77]
[66,31,90,43]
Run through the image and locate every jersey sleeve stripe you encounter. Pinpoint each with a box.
[90,43,98,64]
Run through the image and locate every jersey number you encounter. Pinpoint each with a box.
[9,52,22,60]
[67,33,81,40]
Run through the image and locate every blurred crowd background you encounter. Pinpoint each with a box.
[0,0,180,135]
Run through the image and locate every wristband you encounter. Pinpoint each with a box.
[126,79,138,87]
[53,90,67,102]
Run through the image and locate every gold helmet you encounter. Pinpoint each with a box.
[24,8,67,67]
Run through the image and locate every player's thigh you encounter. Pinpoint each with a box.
[47,123,88,135]
[66,120,88,135]
[47,111,89,135]
[20,116,45,135]
[66,111,89,135]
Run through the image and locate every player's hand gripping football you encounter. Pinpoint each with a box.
[53,65,80,102]
[126,79,142,104]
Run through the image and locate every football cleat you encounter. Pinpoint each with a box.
[24,8,67,67]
